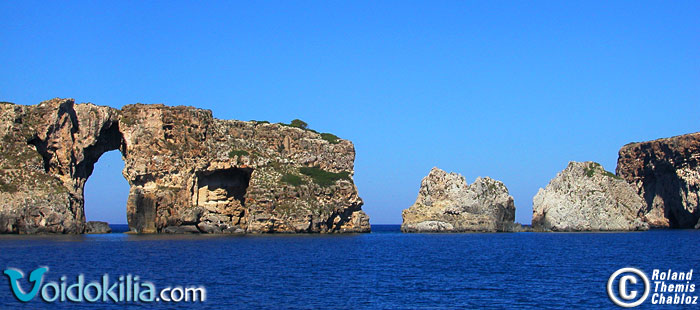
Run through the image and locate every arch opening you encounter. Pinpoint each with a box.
[84,149,129,232]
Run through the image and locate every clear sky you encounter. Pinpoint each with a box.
[1,1,698,224]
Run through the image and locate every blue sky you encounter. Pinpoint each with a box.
[1,1,698,224]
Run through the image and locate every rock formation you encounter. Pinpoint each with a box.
[85,221,111,234]
[401,167,516,232]
[0,98,370,234]
[0,99,120,233]
[616,133,700,229]
[532,161,648,231]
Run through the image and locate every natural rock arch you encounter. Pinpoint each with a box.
[28,100,125,233]
[83,149,130,227]
[0,99,123,233]
[0,98,370,234]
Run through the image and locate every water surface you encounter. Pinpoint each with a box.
[0,225,698,309]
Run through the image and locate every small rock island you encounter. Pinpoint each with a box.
[401,167,516,232]
[85,221,112,234]
[532,162,648,231]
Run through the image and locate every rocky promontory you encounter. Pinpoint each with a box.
[616,133,700,229]
[401,167,516,232]
[532,162,648,231]
[0,98,370,234]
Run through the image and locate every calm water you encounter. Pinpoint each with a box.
[0,225,698,309]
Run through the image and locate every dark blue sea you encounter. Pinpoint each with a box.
[0,225,698,309]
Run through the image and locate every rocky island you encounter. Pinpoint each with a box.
[401,167,516,232]
[532,161,648,231]
[0,98,370,234]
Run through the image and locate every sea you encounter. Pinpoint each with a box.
[0,225,698,309]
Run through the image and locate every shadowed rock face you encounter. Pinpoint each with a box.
[616,133,700,229]
[401,167,516,232]
[532,162,648,232]
[0,98,370,234]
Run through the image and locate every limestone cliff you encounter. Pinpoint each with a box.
[401,167,516,232]
[0,98,370,234]
[532,162,648,231]
[616,133,700,229]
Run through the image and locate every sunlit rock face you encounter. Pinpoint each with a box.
[616,133,700,229]
[0,98,370,234]
[402,167,516,232]
[532,161,648,232]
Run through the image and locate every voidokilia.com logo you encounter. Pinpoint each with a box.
[3,267,206,303]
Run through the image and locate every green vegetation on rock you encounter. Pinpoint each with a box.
[584,162,621,179]
[290,119,308,129]
[320,133,340,144]
[584,166,595,178]
[299,167,350,187]
[228,149,249,158]
[280,119,319,133]
[121,116,136,126]
[281,173,304,186]
[0,178,17,193]
[279,119,343,144]
[603,170,621,179]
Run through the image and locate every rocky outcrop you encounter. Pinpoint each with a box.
[0,98,370,234]
[532,162,648,231]
[85,221,111,234]
[401,167,515,232]
[616,133,700,229]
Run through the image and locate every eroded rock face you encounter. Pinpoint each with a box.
[0,98,370,234]
[532,162,648,231]
[119,104,369,234]
[401,167,515,232]
[616,133,700,229]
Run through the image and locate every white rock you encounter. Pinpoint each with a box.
[532,161,648,231]
[401,167,515,232]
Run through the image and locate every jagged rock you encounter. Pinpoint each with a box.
[616,133,700,229]
[0,98,370,234]
[85,221,111,234]
[532,161,648,231]
[401,167,515,232]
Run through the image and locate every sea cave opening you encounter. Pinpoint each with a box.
[195,168,253,210]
